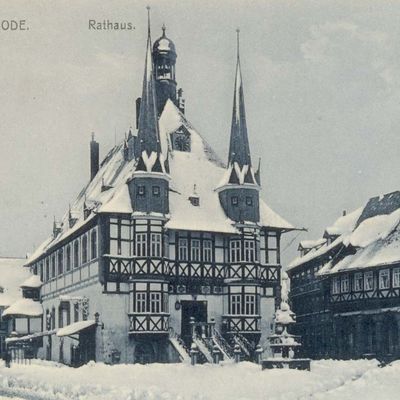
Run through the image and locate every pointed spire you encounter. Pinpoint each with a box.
[162,23,166,37]
[228,28,252,168]
[135,6,161,159]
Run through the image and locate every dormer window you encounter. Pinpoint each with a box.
[231,196,238,206]
[138,186,146,196]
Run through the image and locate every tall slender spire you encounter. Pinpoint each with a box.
[135,6,161,159]
[228,28,252,168]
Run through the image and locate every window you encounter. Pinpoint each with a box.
[138,185,146,196]
[152,186,160,196]
[231,196,238,206]
[39,262,44,282]
[51,254,56,278]
[82,235,88,264]
[246,196,253,206]
[203,240,212,262]
[74,240,80,268]
[341,274,349,293]
[231,294,241,315]
[244,240,255,262]
[191,239,200,261]
[135,233,147,256]
[45,258,50,281]
[393,268,400,288]
[135,292,147,313]
[332,276,340,294]
[245,294,256,315]
[151,233,162,257]
[74,303,79,322]
[178,238,188,260]
[354,272,363,291]
[230,240,241,263]
[379,269,390,289]
[150,292,161,313]
[66,245,71,272]
[91,230,97,259]
[58,249,64,275]
[51,307,56,330]
[364,271,374,291]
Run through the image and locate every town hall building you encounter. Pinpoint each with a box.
[4,11,294,365]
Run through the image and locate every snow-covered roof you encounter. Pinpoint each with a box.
[0,258,32,307]
[3,298,43,318]
[298,238,326,250]
[56,320,96,337]
[20,275,42,289]
[26,100,293,266]
[289,191,400,274]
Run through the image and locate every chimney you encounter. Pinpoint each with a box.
[343,210,347,217]
[135,97,141,129]
[90,133,99,180]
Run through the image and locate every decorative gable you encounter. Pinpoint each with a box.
[171,124,191,152]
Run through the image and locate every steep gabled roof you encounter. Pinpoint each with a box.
[289,191,400,274]
[27,98,294,267]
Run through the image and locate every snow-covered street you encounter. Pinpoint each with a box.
[0,359,397,400]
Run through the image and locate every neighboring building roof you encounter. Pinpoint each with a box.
[56,320,96,337]
[0,257,31,307]
[288,191,400,274]
[298,239,326,251]
[26,100,293,266]
[20,275,43,289]
[2,298,43,318]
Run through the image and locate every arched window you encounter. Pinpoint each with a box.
[58,249,64,275]
[91,230,97,260]
[66,245,71,272]
[74,240,80,268]
[82,235,88,264]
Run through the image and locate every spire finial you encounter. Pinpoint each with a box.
[236,28,240,60]
[146,6,151,36]
[162,23,166,36]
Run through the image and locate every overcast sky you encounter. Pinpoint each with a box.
[1,0,400,264]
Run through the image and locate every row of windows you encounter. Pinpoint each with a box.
[229,239,257,263]
[331,268,400,294]
[134,291,168,314]
[34,228,98,283]
[231,196,253,206]
[230,294,257,315]
[45,302,88,330]
[178,238,212,262]
[137,185,161,197]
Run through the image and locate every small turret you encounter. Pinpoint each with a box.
[217,29,260,223]
[128,7,170,215]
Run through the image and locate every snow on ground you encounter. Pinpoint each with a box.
[0,359,385,400]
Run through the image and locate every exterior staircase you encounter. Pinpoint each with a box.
[169,328,191,363]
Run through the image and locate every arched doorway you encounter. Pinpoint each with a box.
[134,342,155,364]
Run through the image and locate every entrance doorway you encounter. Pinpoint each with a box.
[181,300,207,344]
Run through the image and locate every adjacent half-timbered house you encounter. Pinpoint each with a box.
[18,14,294,365]
[288,191,400,362]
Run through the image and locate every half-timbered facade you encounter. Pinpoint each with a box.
[288,191,400,362]
[17,14,294,365]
